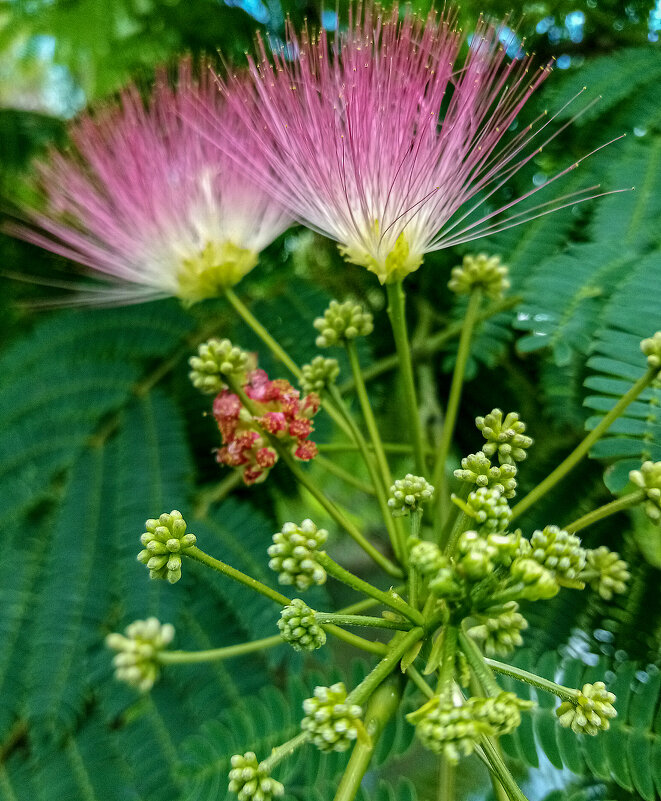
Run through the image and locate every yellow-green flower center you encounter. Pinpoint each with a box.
[339,224,423,284]
[178,241,258,303]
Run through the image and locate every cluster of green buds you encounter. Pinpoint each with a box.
[640,331,661,374]
[313,300,373,347]
[464,486,512,533]
[228,752,284,801]
[137,510,197,584]
[188,337,253,394]
[301,683,363,752]
[467,602,528,657]
[529,525,586,582]
[556,682,617,735]
[299,356,340,394]
[476,409,533,465]
[267,519,328,590]
[447,254,511,299]
[388,474,435,517]
[105,617,174,692]
[584,546,631,600]
[454,451,518,498]
[278,599,326,652]
[630,461,661,523]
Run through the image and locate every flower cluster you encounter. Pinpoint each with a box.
[189,338,254,395]
[301,683,363,753]
[105,618,174,692]
[137,510,197,584]
[630,461,661,523]
[556,682,617,736]
[313,300,374,348]
[278,600,326,652]
[454,452,518,498]
[388,474,435,517]
[640,331,661,374]
[448,254,511,299]
[228,753,284,801]
[213,369,320,485]
[475,409,533,465]
[299,356,340,394]
[267,519,328,590]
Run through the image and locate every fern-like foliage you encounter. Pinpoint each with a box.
[500,649,661,801]
[584,251,661,492]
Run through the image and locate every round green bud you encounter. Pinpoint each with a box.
[299,356,340,394]
[278,599,326,652]
[630,461,661,523]
[529,525,586,581]
[411,697,491,763]
[188,338,253,395]
[556,682,617,736]
[388,474,435,517]
[640,331,661,374]
[428,556,464,599]
[228,752,285,801]
[475,409,533,465]
[448,254,510,299]
[466,487,512,534]
[486,529,529,567]
[584,546,630,600]
[454,452,518,499]
[409,540,444,577]
[105,617,174,693]
[313,300,374,348]
[137,510,197,584]
[510,558,559,600]
[301,683,363,753]
[468,602,528,657]
[455,530,497,582]
[267,519,328,591]
[477,691,533,736]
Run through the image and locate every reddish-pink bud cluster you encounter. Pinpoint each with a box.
[213,369,320,485]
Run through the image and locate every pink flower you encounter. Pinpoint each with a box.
[213,368,320,485]
[9,58,291,304]
[213,6,614,284]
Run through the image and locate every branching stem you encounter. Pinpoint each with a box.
[565,490,645,533]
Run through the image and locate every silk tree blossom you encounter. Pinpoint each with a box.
[8,59,291,304]
[212,5,621,284]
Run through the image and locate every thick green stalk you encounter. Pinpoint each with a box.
[432,290,482,532]
[438,757,455,801]
[348,628,425,706]
[484,658,578,702]
[317,552,423,625]
[333,677,403,801]
[186,546,291,606]
[339,295,522,393]
[315,454,376,495]
[479,737,530,801]
[316,613,413,631]
[261,731,310,773]
[457,630,500,696]
[227,378,401,577]
[385,280,427,476]
[511,368,657,521]
[436,625,458,699]
[565,490,645,533]
[323,624,388,655]
[327,384,405,563]
[158,635,284,664]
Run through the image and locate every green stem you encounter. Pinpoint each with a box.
[438,757,455,801]
[432,290,482,532]
[316,613,412,631]
[318,441,434,455]
[337,587,406,616]
[440,485,470,551]
[457,630,500,696]
[385,280,427,476]
[158,634,283,664]
[315,454,376,495]
[186,546,291,606]
[323,624,388,656]
[339,295,522,394]
[406,665,435,698]
[511,369,657,521]
[333,677,403,801]
[261,731,310,773]
[479,736,530,801]
[348,628,424,706]
[317,552,423,625]
[436,625,458,699]
[564,491,645,533]
[327,385,405,563]
[227,378,401,578]
[484,658,578,702]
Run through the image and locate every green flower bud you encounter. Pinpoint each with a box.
[477,691,533,736]
[454,452,518,499]
[630,461,661,523]
[301,683,363,752]
[640,331,661,374]
[228,752,285,801]
[556,682,617,736]
[468,602,528,657]
[409,540,444,577]
[428,556,464,599]
[510,558,559,600]
[188,338,253,394]
[529,525,586,581]
[388,474,435,517]
[584,546,630,600]
[475,409,533,465]
[267,519,328,591]
[278,599,326,652]
[448,254,510,299]
[486,529,529,567]
[299,356,340,394]
[137,510,197,584]
[465,487,512,534]
[105,617,174,692]
[410,697,491,763]
[455,530,496,582]
[313,300,373,348]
